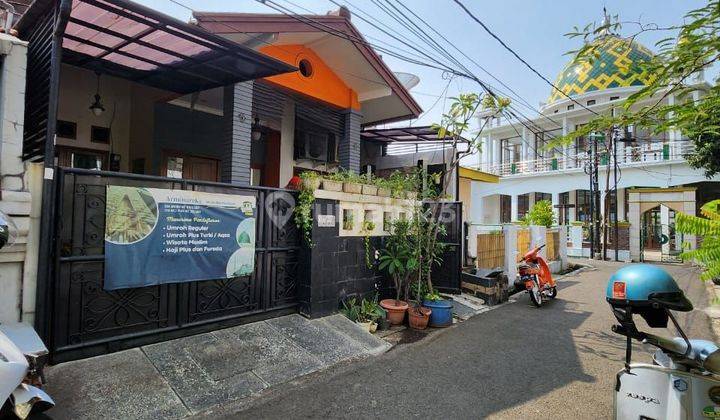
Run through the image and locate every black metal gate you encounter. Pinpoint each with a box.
[429,202,462,293]
[48,167,300,362]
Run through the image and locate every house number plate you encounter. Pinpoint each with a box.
[317,214,336,227]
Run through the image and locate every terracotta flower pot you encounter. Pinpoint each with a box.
[379,299,408,325]
[408,306,431,330]
[322,179,342,192]
[343,182,362,194]
[361,184,378,195]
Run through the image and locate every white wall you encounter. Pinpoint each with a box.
[279,98,295,187]
[57,65,131,171]
[0,33,34,323]
[57,65,186,174]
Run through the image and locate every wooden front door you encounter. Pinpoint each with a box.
[162,152,219,182]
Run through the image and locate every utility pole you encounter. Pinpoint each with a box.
[613,125,619,262]
[588,132,603,260]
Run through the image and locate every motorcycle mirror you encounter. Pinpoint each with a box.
[0,210,17,250]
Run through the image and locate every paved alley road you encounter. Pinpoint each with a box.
[203,261,713,419]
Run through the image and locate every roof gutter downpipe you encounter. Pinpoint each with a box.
[34,0,71,344]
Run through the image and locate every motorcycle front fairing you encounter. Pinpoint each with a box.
[11,383,55,419]
[615,363,720,420]
[0,331,29,403]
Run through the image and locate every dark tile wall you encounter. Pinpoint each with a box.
[298,199,392,318]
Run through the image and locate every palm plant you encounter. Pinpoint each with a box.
[676,199,720,281]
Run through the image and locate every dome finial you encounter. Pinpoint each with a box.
[599,7,614,37]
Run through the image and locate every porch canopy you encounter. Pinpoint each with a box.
[16,0,296,161]
[20,0,296,94]
[361,126,469,144]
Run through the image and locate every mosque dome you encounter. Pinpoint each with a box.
[547,35,656,104]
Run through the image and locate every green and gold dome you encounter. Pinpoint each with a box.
[548,36,656,104]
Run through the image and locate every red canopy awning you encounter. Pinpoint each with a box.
[18,0,296,94]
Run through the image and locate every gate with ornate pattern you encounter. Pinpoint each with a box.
[48,167,300,362]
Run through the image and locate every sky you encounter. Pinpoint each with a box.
[137,0,708,128]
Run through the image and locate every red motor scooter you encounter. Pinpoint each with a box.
[516,244,557,307]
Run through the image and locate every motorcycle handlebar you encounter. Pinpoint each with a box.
[612,324,689,357]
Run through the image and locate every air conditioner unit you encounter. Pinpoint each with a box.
[295,129,338,163]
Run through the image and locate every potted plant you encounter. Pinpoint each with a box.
[375,178,390,197]
[361,173,378,195]
[299,171,321,190]
[362,183,378,196]
[422,289,453,327]
[407,275,431,330]
[378,219,416,325]
[340,297,383,333]
[361,297,384,333]
[407,305,431,330]
[341,171,362,194]
[321,172,343,192]
[387,171,408,199]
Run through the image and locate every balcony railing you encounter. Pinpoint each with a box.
[479,141,694,177]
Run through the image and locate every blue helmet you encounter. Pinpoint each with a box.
[606,264,692,312]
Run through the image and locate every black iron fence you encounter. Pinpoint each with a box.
[47,167,300,362]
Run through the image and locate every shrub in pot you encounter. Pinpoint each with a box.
[422,289,453,327]
[343,181,362,194]
[300,171,321,190]
[322,178,343,192]
[362,184,378,195]
[340,297,383,333]
[378,219,416,325]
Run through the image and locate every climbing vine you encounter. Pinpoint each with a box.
[362,219,376,269]
[295,172,318,246]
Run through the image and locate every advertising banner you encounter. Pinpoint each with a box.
[103,186,256,290]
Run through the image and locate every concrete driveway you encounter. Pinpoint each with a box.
[203,260,713,419]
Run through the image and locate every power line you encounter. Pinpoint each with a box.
[387,0,564,129]
[452,0,600,116]
[273,0,565,144]
[179,0,566,150]
[257,0,473,78]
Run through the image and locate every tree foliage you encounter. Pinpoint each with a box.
[676,200,720,281]
[522,200,555,228]
[552,1,720,178]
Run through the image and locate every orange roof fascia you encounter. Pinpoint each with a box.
[259,44,360,111]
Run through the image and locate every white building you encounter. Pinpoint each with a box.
[468,26,718,261]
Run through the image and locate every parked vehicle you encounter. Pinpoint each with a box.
[0,210,54,419]
[516,244,557,307]
[607,264,720,419]
[0,324,54,418]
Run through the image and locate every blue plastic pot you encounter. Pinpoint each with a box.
[422,299,453,327]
